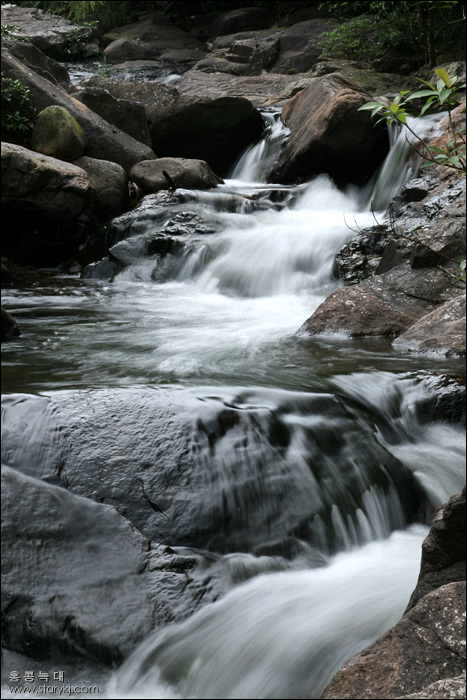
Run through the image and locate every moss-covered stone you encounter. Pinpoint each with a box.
[30,105,87,161]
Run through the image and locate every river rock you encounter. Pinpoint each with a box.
[0,4,99,59]
[269,19,338,74]
[1,307,21,341]
[30,105,87,161]
[73,156,128,221]
[102,10,205,62]
[207,7,271,38]
[0,387,425,557]
[298,271,435,338]
[269,73,389,185]
[407,487,466,610]
[76,77,264,177]
[393,294,466,357]
[1,46,157,173]
[1,465,225,666]
[2,142,93,264]
[71,87,152,147]
[321,488,466,699]
[130,157,223,194]
[4,39,71,89]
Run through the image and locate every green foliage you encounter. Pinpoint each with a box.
[318,1,466,67]
[359,69,466,173]
[1,23,31,40]
[1,73,33,143]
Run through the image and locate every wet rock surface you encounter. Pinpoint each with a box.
[1,465,229,665]
[301,168,466,356]
[321,488,466,700]
[0,387,425,557]
[268,73,389,185]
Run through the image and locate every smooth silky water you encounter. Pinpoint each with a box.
[1,113,465,699]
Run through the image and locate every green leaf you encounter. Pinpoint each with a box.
[434,67,451,88]
[416,77,436,90]
[358,102,385,111]
[460,260,466,271]
[406,89,437,100]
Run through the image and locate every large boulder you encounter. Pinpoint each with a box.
[321,488,466,700]
[270,19,338,74]
[1,142,92,264]
[76,77,265,177]
[73,156,129,221]
[30,105,87,161]
[1,465,223,665]
[207,6,271,38]
[102,11,205,63]
[0,4,99,59]
[129,157,223,194]
[71,86,152,146]
[269,73,389,185]
[3,39,71,89]
[0,387,425,557]
[1,47,157,173]
[298,270,437,338]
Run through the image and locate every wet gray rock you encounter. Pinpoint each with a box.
[1,465,228,666]
[102,11,205,63]
[1,307,21,341]
[73,156,129,221]
[0,387,425,557]
[298,272,435,338]
[130,157,223,194]
[4,39,71,89]
[407,487,466,610]
[393,294,466,357]
[76,77,264,177]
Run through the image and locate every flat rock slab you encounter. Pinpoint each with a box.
[1,4,98,58]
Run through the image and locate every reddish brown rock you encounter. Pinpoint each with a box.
[393,294,466,357]
[320,488,466,699]
[298,275,433,338]
[269,73,389,184]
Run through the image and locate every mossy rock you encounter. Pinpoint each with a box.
[31,105,87,162]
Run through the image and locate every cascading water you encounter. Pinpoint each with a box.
[364,112,447,211]
[1,108,464,700]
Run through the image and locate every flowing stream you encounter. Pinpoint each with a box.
[1,112,465,699]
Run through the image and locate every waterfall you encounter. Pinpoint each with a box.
[2,92,464,700]
[229,110,289,183]
[366,112,447,211]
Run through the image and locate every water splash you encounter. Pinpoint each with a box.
[108,525,426,700]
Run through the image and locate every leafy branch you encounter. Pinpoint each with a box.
[359,68,466,173]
